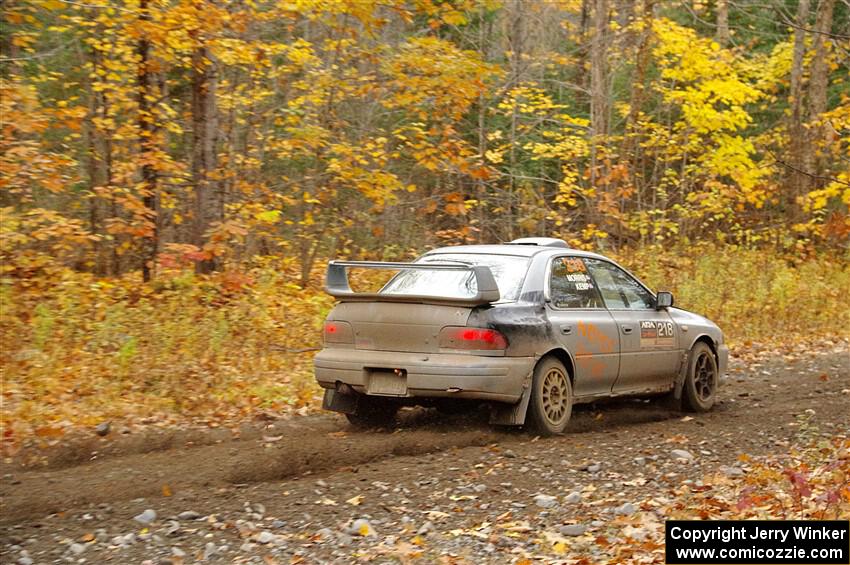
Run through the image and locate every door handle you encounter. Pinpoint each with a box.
[560,324,573,335]
[622,325,634,334]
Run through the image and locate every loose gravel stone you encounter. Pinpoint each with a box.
[338,533,353,546]
[177,511,201,520]
[111,533,136,546]
[670,449,694,462]
[69,542,86,555]
[559,524,588,536]
[163,520,180,536]
[533,494,557,508]
[347,518,376,536]
[134,509,157,525]
[614,502,637,515]
[564,491,582,504]
[203,541,218,560]
[95,422,111,437]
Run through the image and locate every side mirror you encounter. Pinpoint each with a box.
[656,291,674,310]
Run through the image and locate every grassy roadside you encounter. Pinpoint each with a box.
[1,246,848,452]
[615,244,850,347]
[0,265,335,452]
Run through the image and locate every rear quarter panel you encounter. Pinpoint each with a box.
[467,301,556,357]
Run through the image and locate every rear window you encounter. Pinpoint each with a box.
[380,254,530,302]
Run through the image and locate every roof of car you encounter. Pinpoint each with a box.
[423,244,609,261]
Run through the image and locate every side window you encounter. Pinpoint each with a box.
[549,257,602,309]
[584,259,654,310]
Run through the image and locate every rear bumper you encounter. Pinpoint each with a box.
[314,348,534,402]
[717,344,729,377]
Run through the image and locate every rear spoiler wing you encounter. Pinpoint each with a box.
[325,260,500,306]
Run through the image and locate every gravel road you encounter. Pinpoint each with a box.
[2,343,848,564]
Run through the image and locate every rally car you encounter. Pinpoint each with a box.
[314,237,728,435]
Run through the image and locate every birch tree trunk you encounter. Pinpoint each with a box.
[715,0,730,46]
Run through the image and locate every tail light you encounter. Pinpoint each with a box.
[324,320,353,345]
[439,326,508,351]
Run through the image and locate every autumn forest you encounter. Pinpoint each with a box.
[1,0,849,437]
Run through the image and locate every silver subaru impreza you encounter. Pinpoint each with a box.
[315,237,728,435]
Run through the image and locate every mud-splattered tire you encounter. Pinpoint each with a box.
[345,396,398,428]
[682,342,718,412]
[526,357,572,436]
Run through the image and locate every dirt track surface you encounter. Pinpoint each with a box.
[1,343,848,564]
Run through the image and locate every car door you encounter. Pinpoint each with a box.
[545,256,620,398]
[583,258,680,394]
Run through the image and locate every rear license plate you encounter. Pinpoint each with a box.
[367,370,408,396]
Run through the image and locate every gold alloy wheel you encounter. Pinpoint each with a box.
[541,367,570,425]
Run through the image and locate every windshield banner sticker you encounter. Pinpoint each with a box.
[564,258,587,273]
[565,272,594,291]
[640,320,675,347]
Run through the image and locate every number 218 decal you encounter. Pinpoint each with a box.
[640,320,675,347]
